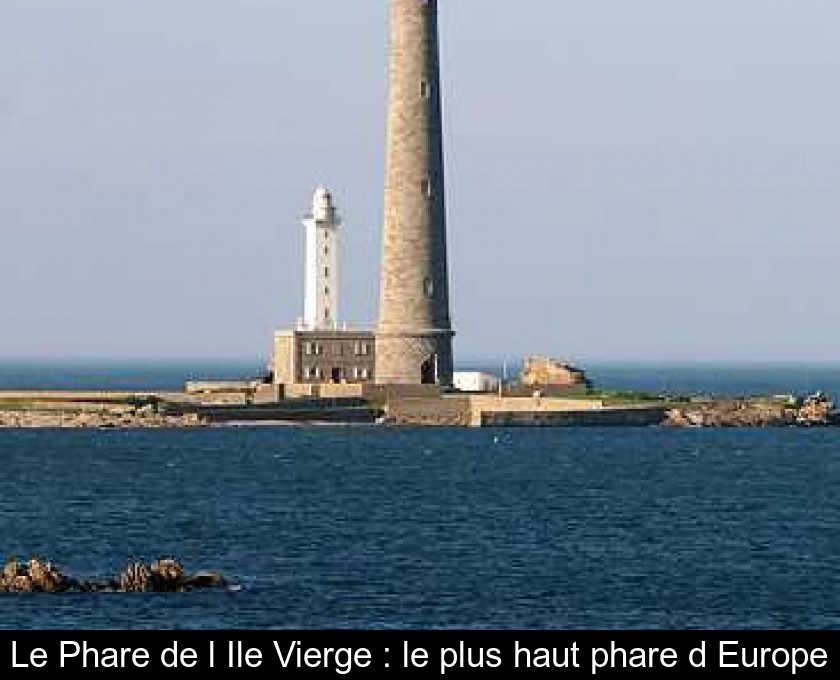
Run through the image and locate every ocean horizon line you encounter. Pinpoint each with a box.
[2,358,840,369]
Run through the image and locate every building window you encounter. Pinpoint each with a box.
[355,342,371,356]
[422,178,432,197]
[324,266,330,277]
[352,367,371,380]
[424,277,434,298]
[307,343,323,356]
[306,341,325,356]
[420,80,431,99]
[325,286,330,297]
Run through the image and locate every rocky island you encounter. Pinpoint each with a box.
[0,360,836,429]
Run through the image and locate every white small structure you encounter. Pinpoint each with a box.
[454,371,501,394]
[302,187,341,331]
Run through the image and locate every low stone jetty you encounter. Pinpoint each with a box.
[0,557,230,593]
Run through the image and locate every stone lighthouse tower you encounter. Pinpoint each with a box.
[376,0,454,386]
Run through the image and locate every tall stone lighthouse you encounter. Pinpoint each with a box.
[376,0,454,387]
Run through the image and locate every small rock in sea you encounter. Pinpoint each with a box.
[28,557,69,593]
[149,558,186,592]
[1,556,232,594]
[182,571,228,591]
[120,561,155,593]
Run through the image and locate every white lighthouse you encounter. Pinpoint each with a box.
[302,187,341,331]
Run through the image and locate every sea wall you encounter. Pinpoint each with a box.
[480,407,668,428]
[381,395,666,428]
[161,397,381,425]
[382,396,472,427]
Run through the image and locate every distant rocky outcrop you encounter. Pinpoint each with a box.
[664,392,838,428]
[0,557,230,593]
[520,357,590,391]
[796,392,837,426]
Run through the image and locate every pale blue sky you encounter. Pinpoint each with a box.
[1,1,838,363]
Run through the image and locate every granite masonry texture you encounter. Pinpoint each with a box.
[376,0,454,386]
[273,331,376,386]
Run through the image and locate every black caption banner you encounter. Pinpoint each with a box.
[6,632,834,676]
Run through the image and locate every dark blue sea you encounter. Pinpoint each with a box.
[1,363,839,630]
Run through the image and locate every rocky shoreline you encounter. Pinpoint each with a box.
[663,392,838,428]
[0,407,206,429]
[0,390,837,429]
[1,557,231,593]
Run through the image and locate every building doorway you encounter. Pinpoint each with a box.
[420,356,437,385]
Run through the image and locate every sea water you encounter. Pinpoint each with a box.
[0,364,838,630]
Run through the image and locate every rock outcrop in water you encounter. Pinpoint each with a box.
[519,356,590,390]
[0,557,230,593]
[664,392,839,428]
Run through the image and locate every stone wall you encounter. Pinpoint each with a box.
[377,394,665,428]
[375,332,453,386]
[185,380,257,395]
[467,395,603,427]
[272,332,296,386]
[480,407,668,428]
[383,395,471,427]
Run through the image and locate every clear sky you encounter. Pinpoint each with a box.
[1,0,838,364]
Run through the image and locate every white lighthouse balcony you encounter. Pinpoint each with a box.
[296,317,351,333]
